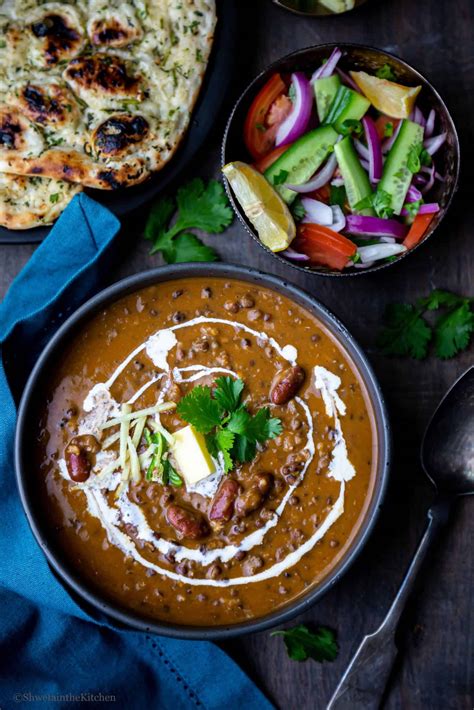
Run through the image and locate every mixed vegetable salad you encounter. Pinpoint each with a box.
[223,47,447,271]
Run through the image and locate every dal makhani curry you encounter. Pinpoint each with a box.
[35,277,377,626]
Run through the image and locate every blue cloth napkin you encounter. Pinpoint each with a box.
[0,194,272,710]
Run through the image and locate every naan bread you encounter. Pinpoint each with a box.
[0,173,81,229]
[0,0,216,228]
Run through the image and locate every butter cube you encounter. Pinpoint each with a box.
[171,425,215,486]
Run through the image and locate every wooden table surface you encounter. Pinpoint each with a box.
[1,0,472,708]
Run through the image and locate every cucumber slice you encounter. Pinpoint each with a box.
[264,125,339,204]
[319,0,355,12]
[313,75,341,122]
[334,136,374,215]
[377,119,424,215]
[324,86,370,133]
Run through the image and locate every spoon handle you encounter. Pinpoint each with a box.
[327,500,451,710]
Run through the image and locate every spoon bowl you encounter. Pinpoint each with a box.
[328,365,474,709]
[421,366,474,496]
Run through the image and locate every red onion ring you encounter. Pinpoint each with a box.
[336,67,361,93]
[345,214,408,240]
[425,109,436,138]
[311,48,342,82]
[275,72,313,148]
[281,248,310,262]
[362,116,383,182]
[423,133,447,156]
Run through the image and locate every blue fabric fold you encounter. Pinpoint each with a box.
[0,194,272,710]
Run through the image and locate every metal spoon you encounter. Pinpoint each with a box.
[328,365,474,710]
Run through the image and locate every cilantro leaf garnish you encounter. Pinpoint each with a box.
[419,289,465,311]
[383,122,394,138]
[291,198,306,221]
[232,434,257,464]
[420,148,433,167]
[244,407,283,442]
[227,406,251,435]
[272,624,338,663]
[213,376,244,412]
[407,143,423,174]
[144,178,233,263]
[215,428,235,472]
[373,190,395,218]
[176,386,222,434]
[330,184,347,209]
[144,196,175,241]
[433,301,474,359]
[376,63,396,81]
[166,233,218,264]
[377,303,431,359]
[377,289,474,360]
[174,178,233,234]
[356,189,394,219]
[177,377,282,473]
[403,199,422,219]
[272,169,289,186]
[339,119,363,136]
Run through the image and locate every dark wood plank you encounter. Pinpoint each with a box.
[1,0,472,708]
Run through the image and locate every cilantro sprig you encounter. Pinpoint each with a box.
[176,377,282,472]
[272,624,339,663]
[355,189,394,219]
[403,199,422,219]
[377,289,474,360]
[144,178,233,263]
[376,63,396,81]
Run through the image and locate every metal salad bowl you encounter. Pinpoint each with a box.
[222,43,460,277]
[15,263,390,638]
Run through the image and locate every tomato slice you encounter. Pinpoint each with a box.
[254,144,291,173]
[304,184,331,204]
[403,213,435,249]
[294,224,356,270]
[374,115,400,141]
[244,73,287,160]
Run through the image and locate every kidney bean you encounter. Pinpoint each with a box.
[235,474,273,517]
[66,451,91,482]
[67,434,101,455]
[242,555,264,576]
[270,366,305,405]
[166,504,208,540]
[256,473,273,495]
[209,478,240,522]
[65,435,100,482]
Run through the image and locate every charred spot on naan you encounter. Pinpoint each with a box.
[0,115,22,150]
[89,16,143,48]
[29,11,85,66]
[92,114,150,157]
[0,108,44,154]
[10,83,79,127]
[64,54,143,103]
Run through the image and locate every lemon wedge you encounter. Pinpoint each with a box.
[350,71,421,119]
[222,161,296,252]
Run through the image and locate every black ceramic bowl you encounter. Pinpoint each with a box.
[15,263,390,639]
[222,43,460,277]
